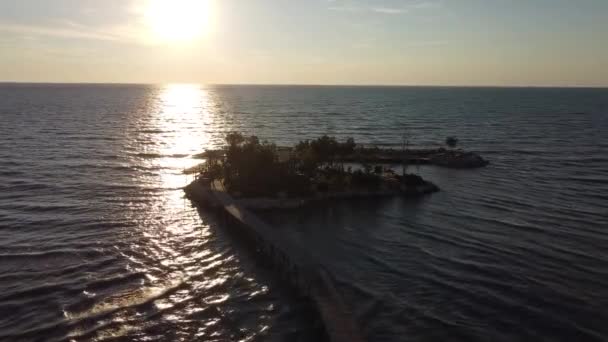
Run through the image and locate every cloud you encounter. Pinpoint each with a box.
[328,6,362,12]
[0,0,153,44]
[403,40,451,47]
[0,21,155,47]
[411,1,442,9]
[0,22,123,41]
[329,1,441,15]
[372,7,407,14]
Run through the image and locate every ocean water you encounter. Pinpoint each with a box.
[0,84,607,341]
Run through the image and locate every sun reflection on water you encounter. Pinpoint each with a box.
[139,83,218,282]
[158,84,210,157]
[58,84,295,340]
[153,83,213,189]
[80,83,223,329]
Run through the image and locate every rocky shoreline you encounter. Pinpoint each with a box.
[185,177,439,210]
[183,134,492,210]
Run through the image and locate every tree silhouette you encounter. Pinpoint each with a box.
[225,131,245,147]
[445,136,458,149]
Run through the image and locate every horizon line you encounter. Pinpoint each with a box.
[1,81,607,89]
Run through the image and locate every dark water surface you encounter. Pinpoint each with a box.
[1,84,607,341]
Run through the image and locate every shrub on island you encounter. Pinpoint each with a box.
[199,132,429,198]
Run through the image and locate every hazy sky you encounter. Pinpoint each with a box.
[0,0,607,86]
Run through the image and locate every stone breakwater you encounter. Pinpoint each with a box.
[334,148,490,168]
[184,176,439,210]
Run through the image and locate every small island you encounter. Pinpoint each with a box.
[185,132,442,209]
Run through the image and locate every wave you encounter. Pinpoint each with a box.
[127,152,192,160]
[0,248,106,260]
[137,129,167,134]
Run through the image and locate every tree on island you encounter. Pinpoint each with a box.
[222,131,285,195]
[339,137,356,157]
[295,135,357,175]
[226,131,245,147]
[199,132,412,197]
[310,135,339,165]
[445,136,458,149]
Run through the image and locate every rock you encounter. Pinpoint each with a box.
[430,151,489,168]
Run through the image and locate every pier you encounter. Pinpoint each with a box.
[185,180,366,342]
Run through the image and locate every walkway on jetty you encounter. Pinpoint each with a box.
[188,180,365,342]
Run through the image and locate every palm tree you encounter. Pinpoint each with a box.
[225,131,245,147]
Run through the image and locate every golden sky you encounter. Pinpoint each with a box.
[0,0,607,86]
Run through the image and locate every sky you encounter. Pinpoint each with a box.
[0,0,607,86]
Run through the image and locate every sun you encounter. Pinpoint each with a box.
[145,0,211,43]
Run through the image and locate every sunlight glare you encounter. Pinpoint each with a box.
[145,0,211,43]
[156,84,212,188]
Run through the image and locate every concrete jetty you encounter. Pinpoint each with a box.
[185,180,366,342]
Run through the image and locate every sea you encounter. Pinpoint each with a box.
[1,83,607,342]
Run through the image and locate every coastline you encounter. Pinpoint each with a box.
[185,177,439,210]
